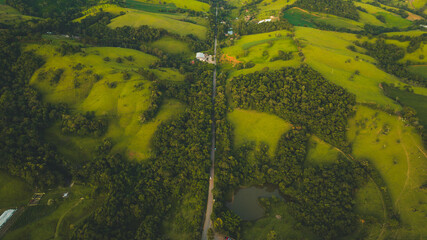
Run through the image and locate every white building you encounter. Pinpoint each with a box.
[258,19,272,24]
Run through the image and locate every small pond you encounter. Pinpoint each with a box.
[226,186,283,221]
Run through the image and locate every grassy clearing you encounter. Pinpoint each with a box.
[0,171,32,209]
[108,10,207,40]
[283,8,316,27]
[385,30,427,37]
[227,109,292,155]
[295,27,412,109]
[347,105,427,238]
[0,4,36,24]
[74,4,128,22]
[408,65,427,79]
[25,43,184,161]
[222,30,300,77]
[383,86,427,127]
[4,185,102,240]
[256,0,297,19]
[358,11,386,26]
[149,36,192,55]
[134,0,209,12]
[241,198,318,239]
[126,0,177,13]
[354,2,412,28]
[305,136,340,167]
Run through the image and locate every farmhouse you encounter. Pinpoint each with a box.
[196,52,215,64]
[258,19,272,24]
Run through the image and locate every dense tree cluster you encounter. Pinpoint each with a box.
[355,39,426,86]
[285,161,367,240]
[293,0,360,20]
[231,65,356,149]
[0,31,69,188]
[139,81,163,123]
[61,111,107,137]
[233,19,294,36]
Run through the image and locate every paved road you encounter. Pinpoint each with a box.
[201,5,219,240]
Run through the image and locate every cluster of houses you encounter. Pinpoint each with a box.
[196,52,215,64]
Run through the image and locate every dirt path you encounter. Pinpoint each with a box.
[410,136,427,158]
[54,198,83,239]
[394,124,411,210]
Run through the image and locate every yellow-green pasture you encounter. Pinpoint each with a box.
[385,30,427,37]
[256,0,297,19]
[227,109,292,155]
[295,27,416,109]
[0,171,32,209]
[134,0,210,12]
[149,36,192,55]
[74,4,128,22]
[25,43,185,161]
[305,136,340,167]
[347,105,427,238]
[0,4,37,25]
[222,30,300,77]
[354,2,413,28]
[108,10,207,40]
[4,185,102,240]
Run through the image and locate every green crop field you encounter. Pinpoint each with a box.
[227,109,292,155]
[305,136,340,167]
[24,43,184,162]
[4,185,102,240]
[0,171,32,209]
[108,10,207,40]
[149,36,192,55]
[283,8,317,28]
[347,106,427,238]
[134,0,209,12]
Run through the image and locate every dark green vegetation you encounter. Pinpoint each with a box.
[231,66,356,149]
[294,0,359,20]
[1,0,426,239]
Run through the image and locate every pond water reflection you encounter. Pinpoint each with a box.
[226,186,283,221]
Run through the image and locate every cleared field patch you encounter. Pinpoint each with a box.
[0,172,32,209]
[354,2,413,28]
[222,30,300,77]
[149,36,192,55]
[295,27,412,109]
[347,106,427,238]
[0,4,36,25]
[227,109,292,155]
[4,185,102,240]
[74,4,129,22]
[409,65,427,79]
[385,30,427,37]
[108,10,207,40]
[134,0,209,12]
[305,136,340,166]
[257,0,297,19]
[126,0,177,12]
[241,199,317,239]
[25,43,183,161]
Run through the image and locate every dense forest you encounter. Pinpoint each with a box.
[293,0,360,20]
[231,65,356,150]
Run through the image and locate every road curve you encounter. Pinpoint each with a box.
[201,4,219,240]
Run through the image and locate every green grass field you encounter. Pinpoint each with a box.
[283,8,316,28]
[227,109,292,155]
[0,172,32,209]
[134,0,209,12]
[108,10,207,40]
[256,0,297,19]
[385,30,427,37]
[25,43,184,162]
[222,30,300,77]
[383,86,427,128]
[295,27,413,109]
[354,2,413,28]
[0,4,36,24]
[149,36,192,55]
[347,105,427,238]
[409,65,427,79]
[126,0,177,13]
[4,185,102,240]
[241,198,318,239]
[305,136,340,167]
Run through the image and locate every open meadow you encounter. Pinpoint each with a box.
[25,42,185,162]
[227,109,292,155]
[0,172,32,209]
[347,105,427,238]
